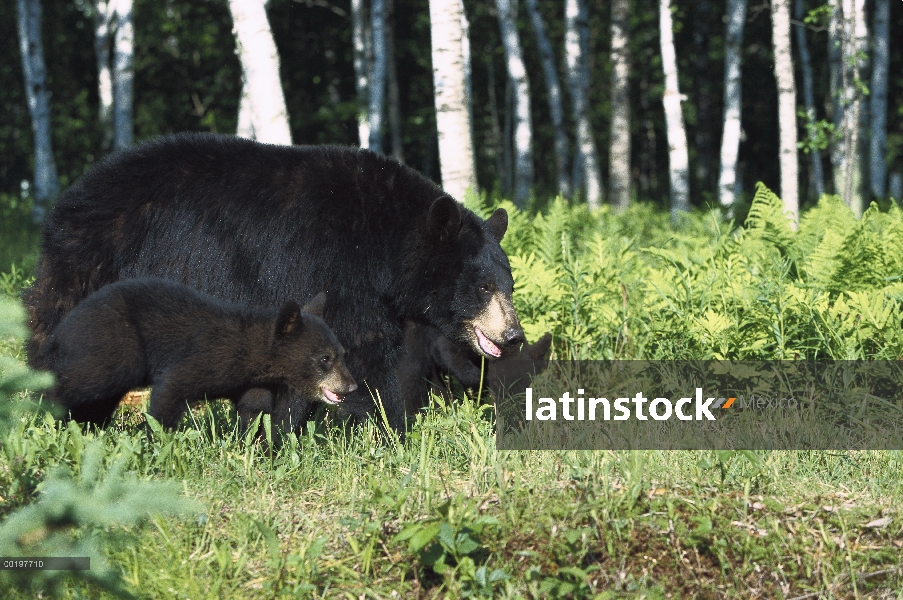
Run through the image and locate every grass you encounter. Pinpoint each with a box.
[1,190,902,597]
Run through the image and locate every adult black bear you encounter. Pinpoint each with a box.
[399,322,552,417]
[26,133,524,433]
[40,278,356,429]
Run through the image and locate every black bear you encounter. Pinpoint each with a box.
[25,133,524,433]
[399,321,552,417]
[40,278,357,430]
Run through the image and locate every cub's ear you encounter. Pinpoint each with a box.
[526,332,552,361]
[485,208,508,242]
[428,195,462,243]
[303,291,327,318]
[275,301,303,338]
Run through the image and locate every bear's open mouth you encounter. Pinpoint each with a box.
[321,387,343,404]
[474,326,502,358]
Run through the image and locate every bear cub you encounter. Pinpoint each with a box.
[40,277,356,430]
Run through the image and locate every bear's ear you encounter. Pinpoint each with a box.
[428,195,462,243]
[303,292,327,318]
[485,208,508,242]
[275,301,304,338]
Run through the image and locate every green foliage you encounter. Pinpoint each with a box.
[473,185,903,360]
[395,495,508,597]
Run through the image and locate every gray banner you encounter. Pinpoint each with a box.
[493,361,903,450]
[0,557,91,570]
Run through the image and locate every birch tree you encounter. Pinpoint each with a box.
[112,0,134,150]
[236,81,255,139]
[429,0,476,202]
[566,0,602,208]
[869,0,889,199]
[838,0,867,216]
[609,0,631,211]
[228,0,292,145]
[659,0,689,219]
[368,0,387,152]
[16,0,59,222]
[94,0,114,150]
[385,0,404,162]
[771,0,799,227]
[496,0,533,206]
[718,0,746,209]
[351,0,370,147]
[828,0,843,195]
[525,0,570,198]
[794,0,825,200]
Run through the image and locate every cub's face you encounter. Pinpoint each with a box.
[273,303,357,405]
[422,200,525,359]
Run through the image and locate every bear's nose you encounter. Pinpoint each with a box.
[504,328,525,347]
[347,382,358,393]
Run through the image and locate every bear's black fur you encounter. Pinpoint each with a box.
[399,322,552,417]
[40,278,357,430]
[26,133,523,433]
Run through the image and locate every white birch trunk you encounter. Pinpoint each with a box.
[16,0,59,221]
[828,0,844,195]
[94,0,114,150]
[868,0,889,199]
[429,0,476,202]
[566,0,602,209]
[609,0,631,210]
[496,0,533,206]
[368,0,387,152]
[771,0,799,227]
[839,0,866,216]
[385,0,404,162]
[794,0,825,201]
[659,0,689,219]
[112,0,134,150]
[228,0,292,145]
[351,0,370,148]
[236,79,256,139]
[718,0,746,209]
[525,0,570,198]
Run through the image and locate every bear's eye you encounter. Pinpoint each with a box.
[320,355,333,368]
[479,284,492,295]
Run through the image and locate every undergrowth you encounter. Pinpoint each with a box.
[0,186,901,598]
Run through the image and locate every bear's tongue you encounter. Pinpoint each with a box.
[475,327,502,358]
[322,388,343,404]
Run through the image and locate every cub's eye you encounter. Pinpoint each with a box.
[479,284,492,295]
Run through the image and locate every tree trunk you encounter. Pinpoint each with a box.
[112,0,134,150]
[868,0,889,199]
[351,0,370,148]
[794,0,825,201]
[429,0,477,202]
[828,0,844,195]
[659,0,689,220]
[228,0,292,145]
[496,0,533,207]
[368,0,387,152]
[566,0,602,209]
[718,0,746,210]
[609,0,631,210]
[486,50,505,191]
[385,0,404,163]
[236,80,256,139]
[94,0,114,150]
[525,0,570,198]
[692,0,713,191]
[771,0,799,227]
[839,0,867,216]
[16,0,59,222]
